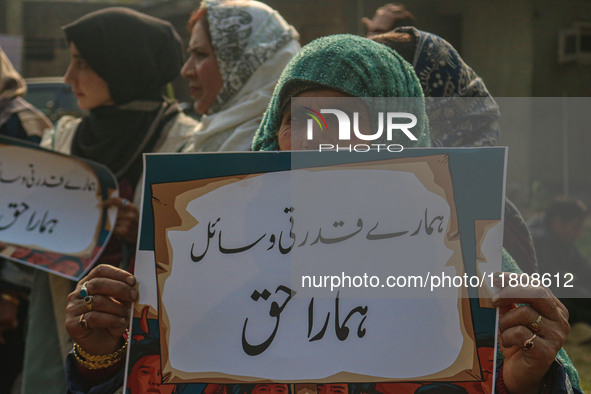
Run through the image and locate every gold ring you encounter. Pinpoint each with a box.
[79,314,89,329]
[528,315,542,332]
[521,333,536,351]
[84,295,93,311]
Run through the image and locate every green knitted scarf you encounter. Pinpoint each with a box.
[251,34,430,151]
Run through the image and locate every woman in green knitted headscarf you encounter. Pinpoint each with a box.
[251,34,430,151]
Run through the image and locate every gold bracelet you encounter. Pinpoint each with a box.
[72,346,123,370]
[73,342,127,370]
[75,338,128,362]
[72,331,128,370]
[0,292,20,306]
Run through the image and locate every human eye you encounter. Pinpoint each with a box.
[139,367,151,375]
[188,48,209,61]
[74,59,89,70]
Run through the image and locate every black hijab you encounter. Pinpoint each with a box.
[63,7,184,187]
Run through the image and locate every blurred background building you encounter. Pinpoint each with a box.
[1,0,590,208]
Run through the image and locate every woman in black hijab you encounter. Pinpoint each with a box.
[62,6,188,195]
[22,8,198,393]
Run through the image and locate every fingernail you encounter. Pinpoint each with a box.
[130,289,138,301]
[126,276,135,286]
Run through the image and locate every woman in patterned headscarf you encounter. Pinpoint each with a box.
[372,27,500,148]
[182,0,300,152]
[0,46,52,142]
[370,28,540,277]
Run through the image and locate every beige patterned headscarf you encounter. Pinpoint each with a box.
[187,0,300,152]
[0,46,51,137]
[204,0,299,114]
[0,46,26,101]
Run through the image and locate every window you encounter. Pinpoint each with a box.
[558,23,591,64]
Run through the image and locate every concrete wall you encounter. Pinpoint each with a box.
[529,0,591,202]
[460,0,535,97]
[2,0,23,36]
[459,0,535,204]
[459,0,590,205]
[0,1,7,34]
[532,0,591,97]
[21,2,110,78]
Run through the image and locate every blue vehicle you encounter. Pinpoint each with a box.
[24,77,84,123]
